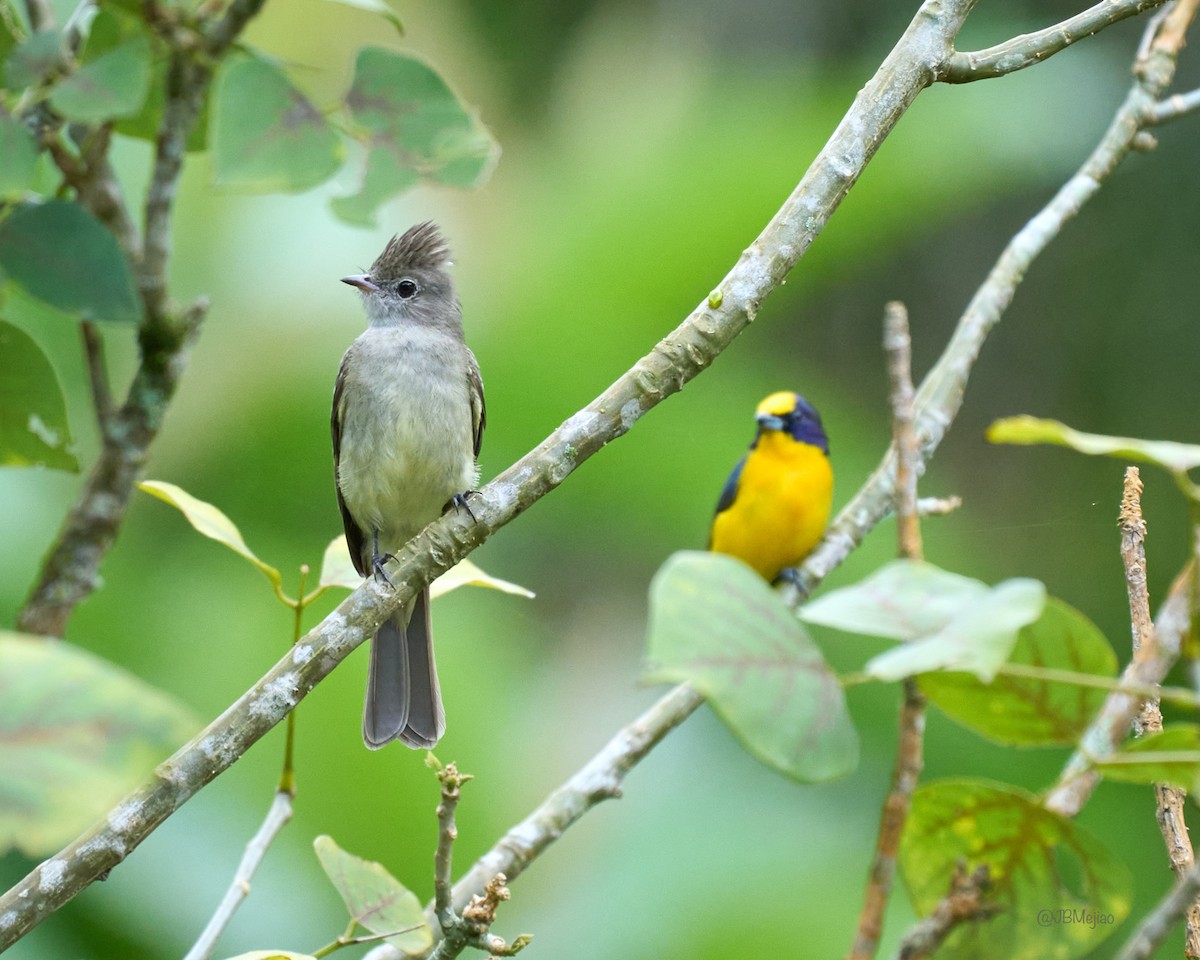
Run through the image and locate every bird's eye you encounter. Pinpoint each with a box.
[396,279,418,299]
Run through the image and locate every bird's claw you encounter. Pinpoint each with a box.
[445,490,480,522]
[371,551,395,586]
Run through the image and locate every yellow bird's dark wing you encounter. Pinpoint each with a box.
[708,455,746,548]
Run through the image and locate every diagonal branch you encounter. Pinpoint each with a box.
[0,1,982,943]
[942,0,1170,82]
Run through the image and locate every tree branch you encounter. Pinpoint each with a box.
[182,790,293,960]
[1120,468,1200,958]
[3,0,1178,945]
[941,0,1170,82]
[1115,863,1200,960]
[81,320,114,434]
[0,0,975,933]
[847,302,927,960]
[891,864,999,960]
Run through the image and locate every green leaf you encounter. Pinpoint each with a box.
[901,779,1131,960]
[801,559,991,640]
[332,47,498,226]
[4,29,63,88]
[644,551,858,782]
[988,416,1200,475]
[324,0,403,34]
[1094,724,1200,789]
[49,35,151,122]
[318,534,535,599]
[139,480,283,589]
[0,320,77,471]
[313,835,433,955]
[0,200,141,322]
[920,599,1117,746]
[212,55,343,193]
[0,113,39,198]
[800,559,1045,682]
[0,631,198,857]
[220,953,317,960]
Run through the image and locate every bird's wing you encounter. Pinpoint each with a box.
[713,456,747,516]
[331,353,367,577]
[466,348,486,458]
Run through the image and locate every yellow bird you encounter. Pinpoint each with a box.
[708,391,833,582]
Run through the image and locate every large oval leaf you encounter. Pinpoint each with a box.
[644,551,858,782]
[901,779,1131,960]
[212,56,343,193]
[0,320,77,471]
[0,632,198,856]
[920,598,1117,745]
[0,200,141,322]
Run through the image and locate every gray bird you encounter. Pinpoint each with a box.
[332,222,485,749]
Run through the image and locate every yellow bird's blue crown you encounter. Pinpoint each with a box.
[709,391,834,583]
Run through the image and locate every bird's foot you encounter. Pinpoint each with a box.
[369,531,395,585]
[444,490,480,522]
[371,552,396,586]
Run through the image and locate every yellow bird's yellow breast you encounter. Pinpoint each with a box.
[709,432,833,582]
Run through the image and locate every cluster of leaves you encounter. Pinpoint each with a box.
[645,408,1200,960]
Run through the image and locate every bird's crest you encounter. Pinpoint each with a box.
[370,221,451,278]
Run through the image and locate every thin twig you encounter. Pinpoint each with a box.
[1145,87,1200,123]
[1121,467,1200,957]
[1115,863,1200,960]
[942,0,1170,82]
[847,301,927,960]
[1043,559,1194,815]
[182,790,294,960]
[433,763,471,931]
[886,301,922,561]
[80,320,113,434]
[892,863,999,960]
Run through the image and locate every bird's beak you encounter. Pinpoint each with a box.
[341,274,380,293]
[756,413,787,432]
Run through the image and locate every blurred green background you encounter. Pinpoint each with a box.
[3,0,1200,956]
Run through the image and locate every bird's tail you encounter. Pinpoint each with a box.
[362,587,445,749]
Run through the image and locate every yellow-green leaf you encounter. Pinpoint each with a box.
[139,480,282,588]
[318,534,534,599]
[988,416,1200,474]
[920,598,1117,746]
[313,835,432,955]
[220,953,317,960]
[902,779,1131,960]
[1094,724,1200,789]
[430,557,535,599]
[0,632,198,856]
